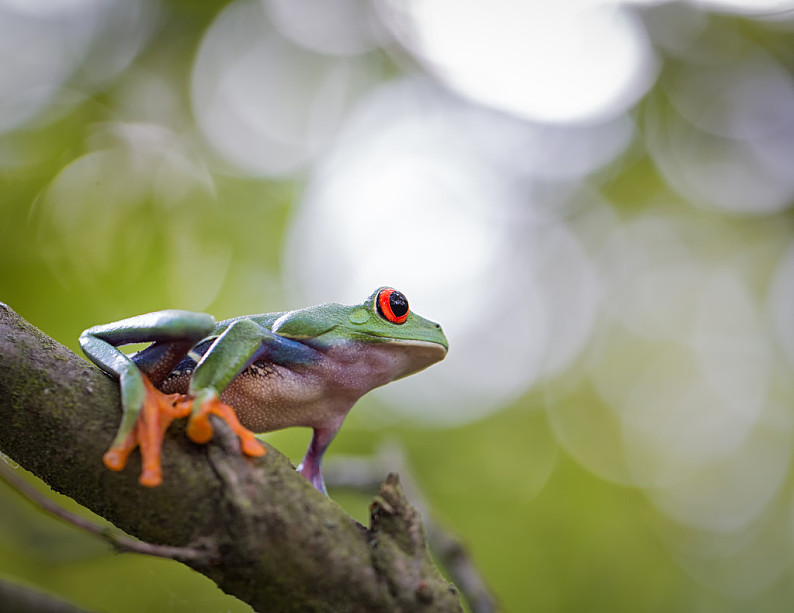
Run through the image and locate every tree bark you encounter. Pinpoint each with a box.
[0,303,463,613]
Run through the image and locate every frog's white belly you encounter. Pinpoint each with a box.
[159,359,351,432]
[158,340,444,433]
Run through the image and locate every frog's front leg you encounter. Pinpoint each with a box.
[80,311,216,485]
[180,318,279,458]
[186,319,335,492]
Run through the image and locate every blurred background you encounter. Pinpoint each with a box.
[1,0,794,610]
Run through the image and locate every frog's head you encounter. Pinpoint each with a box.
[344,286,449,379]
[360,286,447,346]
[273,287,448,379]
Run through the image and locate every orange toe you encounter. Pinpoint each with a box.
[103,429,137,471]
[139,467,163,487]
[103,447,131,472]
[240,435,267,457]
[186,413,213,444]
[188,396,266,458]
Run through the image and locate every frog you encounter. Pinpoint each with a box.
[79,287,448,494]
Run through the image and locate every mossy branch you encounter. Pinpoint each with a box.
[0,303,463,613]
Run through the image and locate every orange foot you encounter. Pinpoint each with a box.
[186,395,267,458]
[103,377,265,487]
[103,376,191,487]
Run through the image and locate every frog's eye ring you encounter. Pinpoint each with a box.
[377,288,409,324]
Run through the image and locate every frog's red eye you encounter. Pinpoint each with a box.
[377,288,409,324]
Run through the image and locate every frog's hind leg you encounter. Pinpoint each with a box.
[297,423,342,495]
[80,311,215,486]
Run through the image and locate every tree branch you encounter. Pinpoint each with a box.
[326,446,498,613]
[0,303,463,613]
[0,457,215,563]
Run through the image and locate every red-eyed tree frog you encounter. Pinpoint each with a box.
[79,287,448,494]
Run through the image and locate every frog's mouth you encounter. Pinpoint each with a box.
[359,334,448,356]
[392,337,447,354]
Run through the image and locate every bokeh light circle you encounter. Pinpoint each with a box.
[379,0,658,123]
[192,0,374,177]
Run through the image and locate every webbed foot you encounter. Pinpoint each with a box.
[104,377,265,487]
[103,376,191,487]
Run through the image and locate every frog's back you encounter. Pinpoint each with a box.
[214,312,285,334]
[129,312,283,385]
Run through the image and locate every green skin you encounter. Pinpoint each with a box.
[80,287,448,494]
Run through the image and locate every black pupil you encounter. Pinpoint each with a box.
[389,291,409,318]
